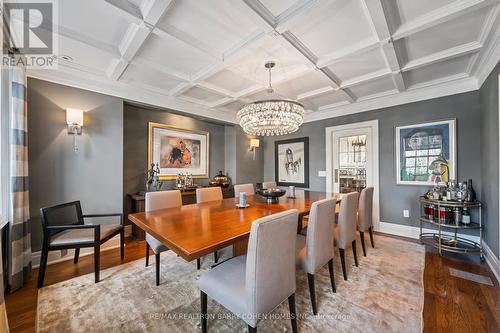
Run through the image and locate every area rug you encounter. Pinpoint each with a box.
[37,235,425,332]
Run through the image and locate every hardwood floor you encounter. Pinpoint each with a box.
[5,234,500,333]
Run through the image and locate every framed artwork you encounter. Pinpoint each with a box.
[275,137,309,188]
[148,122,209,180]
[395,119,456,186]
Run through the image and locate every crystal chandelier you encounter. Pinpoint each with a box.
[237,61,304,136]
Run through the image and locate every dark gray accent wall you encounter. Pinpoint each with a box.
[480,62,500,258]
[28,78,124,251]
[263,91,482,229]
[123,103,227,214]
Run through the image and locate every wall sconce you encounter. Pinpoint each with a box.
[66,108,83,153]
[249,138,260,160]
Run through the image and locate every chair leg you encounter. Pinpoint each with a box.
[360,231,366,257]
[248,325,257,333]
[288,293,298,333]
[352,240,359,267]
[155,253,160,286]
[214,251,218,263]
[145,243,150,267]
[73,248,80,264]
[37,247,49,288]
[307,273,317,315]
[328,259,336,293]
[369,226,375,248]
[339,248,347,281]
[197,258,201,270]
[201,291,207,333]
[94,244,100,283]
[120,228,125,260]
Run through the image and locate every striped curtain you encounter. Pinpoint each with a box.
[8,66,31,292]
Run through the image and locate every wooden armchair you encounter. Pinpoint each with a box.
[37,201,124,288]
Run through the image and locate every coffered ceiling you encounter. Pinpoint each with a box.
[28,0,500,123]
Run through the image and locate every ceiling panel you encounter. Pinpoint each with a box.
[57,35,114,72]
[221,100,246,113]
[394,0,456,24]
[301,90,349,110]
[399,6,490,62]
[404,55,472,87]
[203,69,255,93]
[326,47,388,82]
[182,86,227,103]
[158,0,259,54]
[349,76,397,98]
[260,0,301,16]
[60,0,132,47]
[120,64,186,92]
[137,33,212,76]
[273,70,333,98]
[289,0,374,58]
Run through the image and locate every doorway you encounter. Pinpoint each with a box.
[326,120,380,230]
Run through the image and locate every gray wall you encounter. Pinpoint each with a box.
[28,78,124,251]
[480,62,500,258]
[263,91,482,229]
[123,103,228,214]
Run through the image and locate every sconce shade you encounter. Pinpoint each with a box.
[250,138,260,149]
[66,108,84,126]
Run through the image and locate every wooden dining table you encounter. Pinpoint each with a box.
[128,190,341,262]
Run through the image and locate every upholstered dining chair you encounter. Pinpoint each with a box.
[38,201,124,288]
[262,181,277,189]
[196,187,224,267]
[198,209,299,333]
[358,187,374,256]
[145,190,182,286]
[296,197,337,315]
[234,183,255,197]
[334,191,359,280]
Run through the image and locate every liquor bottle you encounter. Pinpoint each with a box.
[462,207,471,225]
[466,179,476,202]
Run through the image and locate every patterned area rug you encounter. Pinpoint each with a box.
[37,235,424,333]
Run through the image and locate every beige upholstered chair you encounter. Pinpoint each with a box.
[262,181,277,189]
[234,183,255,197]
[296,197,337,314]
[198,210,299,333]
[145,190,182,286]
[196,187,224,266]
[196,187,223,203]
[358,187,374,256]
[334,191,359,280]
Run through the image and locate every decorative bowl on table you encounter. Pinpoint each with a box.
[257,188,287,204]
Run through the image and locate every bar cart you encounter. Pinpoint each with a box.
[419,197,483,261]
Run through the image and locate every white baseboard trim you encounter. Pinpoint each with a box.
[32,235,123,269]
[378,221,500,284]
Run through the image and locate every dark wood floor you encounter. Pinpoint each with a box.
[5,233,500,333]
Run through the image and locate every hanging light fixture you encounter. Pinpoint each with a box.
[237,61,304,136]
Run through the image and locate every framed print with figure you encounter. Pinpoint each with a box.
[275,137,309,188]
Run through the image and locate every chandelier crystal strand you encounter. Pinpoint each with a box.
[237,62,304,136]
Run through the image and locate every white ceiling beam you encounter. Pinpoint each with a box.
[316,38,379,68]
[170,82,195,96]
[362,0,406,92]
[141,0,175,25]
[104,0,143,21]
[393,0,500,40]
[210,97,238,108]
[274,0,323,33]
[106,58,129,81]
[340,69,392,88]
[197,82,235,98]
[297,86,336,100]
[402,41,483,72]
[132,57,190,81]
[119,22,152,62]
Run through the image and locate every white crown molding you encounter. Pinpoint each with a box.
[475,10,500,86]
[304,76,479,122]
[27,65,238,124]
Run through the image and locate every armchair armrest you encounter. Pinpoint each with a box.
[82,213,124,226]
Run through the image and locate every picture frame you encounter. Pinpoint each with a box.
[275,137,309,188]
[395,119,456,186]
[148,122,209,180]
